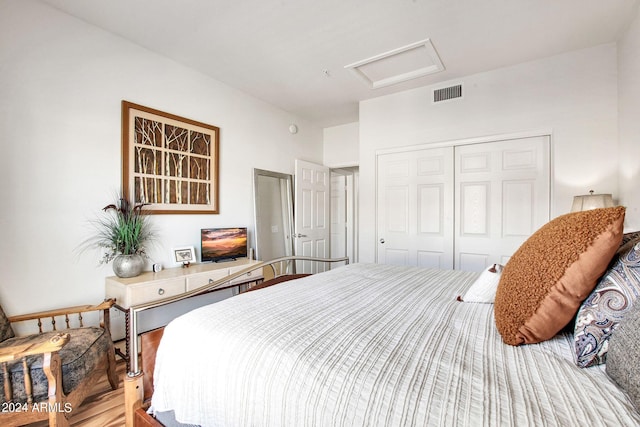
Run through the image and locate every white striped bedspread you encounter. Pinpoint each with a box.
[151,263,639,426]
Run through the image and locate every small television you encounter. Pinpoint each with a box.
[201,227,248,263]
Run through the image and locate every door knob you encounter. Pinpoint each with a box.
[295,233,308,238]
[380,238,385,244]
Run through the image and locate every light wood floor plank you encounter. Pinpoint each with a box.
[27,360,126,427]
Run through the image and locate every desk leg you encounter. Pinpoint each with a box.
[123,310,131,371]
[111,305,131,369]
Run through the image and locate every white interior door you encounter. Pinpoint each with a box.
[376,147,455,268]
[454,136,550,271]
[295,159,330,273]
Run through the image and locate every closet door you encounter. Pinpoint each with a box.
[454,136,550,271]
[376,147,455,268]
[376,135,550,271]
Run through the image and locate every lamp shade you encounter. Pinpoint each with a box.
[571,190,614,212]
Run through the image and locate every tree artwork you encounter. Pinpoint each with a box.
[122,101,219,214]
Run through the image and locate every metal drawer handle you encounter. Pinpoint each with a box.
[158,288,165,295]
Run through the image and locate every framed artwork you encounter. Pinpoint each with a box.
[171,246,196,265]
[122,101,220,214]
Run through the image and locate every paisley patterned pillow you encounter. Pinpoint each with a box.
[574,235,640,367]
[621,230,640,247]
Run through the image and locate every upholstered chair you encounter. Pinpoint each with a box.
[0,299,119,427]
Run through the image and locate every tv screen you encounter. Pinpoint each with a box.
[201,228,248,262]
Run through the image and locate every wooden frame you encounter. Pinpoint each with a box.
[171,246,196,265]
[122,101,220,214]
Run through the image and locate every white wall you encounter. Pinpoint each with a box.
[359,43,620,263]
[0,0,322,317]
[323,122,359,168]
[618,4,640,231]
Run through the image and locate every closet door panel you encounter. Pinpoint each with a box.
[458,252,490,272]
[502,180,535,237]
[418,184,443,234]
[386,186,409,233]
[417,250,445,267]
[460,182,490,236]
[455,136,550,270]
[377,148,454,268]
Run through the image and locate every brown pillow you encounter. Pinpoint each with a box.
[494,206,625,346]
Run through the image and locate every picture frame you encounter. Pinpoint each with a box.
[171,246,196,266]
[122,100,220,214]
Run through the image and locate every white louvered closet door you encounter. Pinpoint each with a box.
[376,135,550,271]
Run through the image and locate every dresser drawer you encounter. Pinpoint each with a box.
[185,269,230,291]
[229,266,263,285]
[129,278,185,305]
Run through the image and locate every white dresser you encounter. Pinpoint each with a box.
[105,258,263,309]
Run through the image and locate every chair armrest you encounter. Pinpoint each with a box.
[7,299,115,324]
[0,333,70,363]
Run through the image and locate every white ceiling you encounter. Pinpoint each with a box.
[40,0,638,128]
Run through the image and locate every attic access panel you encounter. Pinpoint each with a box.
[345,39,444,89]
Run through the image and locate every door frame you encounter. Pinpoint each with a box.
[374,129,554,264]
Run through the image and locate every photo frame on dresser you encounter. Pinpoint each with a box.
[122,100,220,214]
[171,246,196,266]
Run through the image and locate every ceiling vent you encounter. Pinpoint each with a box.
[433,84,463,103]
[345,39,445,90]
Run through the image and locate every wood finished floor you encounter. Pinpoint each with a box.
[27,360,126,427]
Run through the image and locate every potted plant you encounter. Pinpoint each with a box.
[80,195,155,278]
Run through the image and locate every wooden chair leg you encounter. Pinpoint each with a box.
[43,352,70,427]
[106,348,119,390]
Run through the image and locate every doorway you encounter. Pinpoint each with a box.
[252,168,294,262]
[331,167,359,265]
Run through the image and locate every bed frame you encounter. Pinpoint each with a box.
[122,256,349,427]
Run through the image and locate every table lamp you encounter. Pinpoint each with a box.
[571,190,614,212]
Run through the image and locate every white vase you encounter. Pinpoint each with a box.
[112,254,145,278]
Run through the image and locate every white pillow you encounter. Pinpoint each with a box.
[458,264,504,303]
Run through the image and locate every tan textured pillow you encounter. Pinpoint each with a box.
[494,206,625,346]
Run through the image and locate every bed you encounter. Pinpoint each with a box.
[141,262,638,426]
[125,207,640,427]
